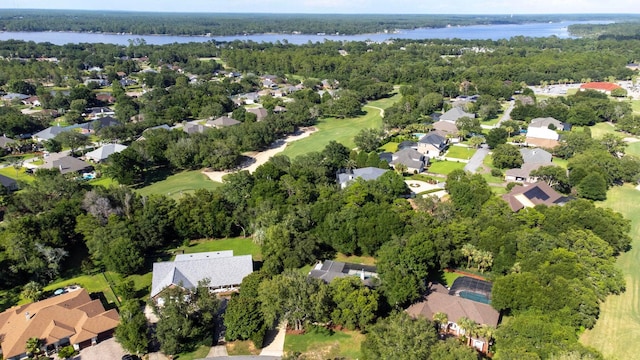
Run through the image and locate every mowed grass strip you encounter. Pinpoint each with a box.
[136,170,221,199]
[580,185,640,359]
[284,329,364,359]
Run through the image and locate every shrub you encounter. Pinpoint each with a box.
[58,345,77,359]
[506,182,523,191]
[491,168,503,177]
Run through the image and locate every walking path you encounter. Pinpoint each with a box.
[259,322,286,357]
[202,128,317,183]
[363,104,385,117]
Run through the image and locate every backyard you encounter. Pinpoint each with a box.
[580,185,640,359]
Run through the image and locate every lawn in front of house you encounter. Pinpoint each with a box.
[580,185,640,359]
[427,160,466,175]
[284,329,364,359]
[176,345,211,360]
[135,170,222,199]
[445,145,477,160]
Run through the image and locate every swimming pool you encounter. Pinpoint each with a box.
[459,290,491,304]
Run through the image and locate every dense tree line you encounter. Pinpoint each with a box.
[2,10,627,36]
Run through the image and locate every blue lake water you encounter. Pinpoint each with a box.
[0,20,613,45]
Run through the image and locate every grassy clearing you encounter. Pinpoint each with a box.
[589,122,619,139]
[631,99,640,114]
[580,185,640,359]
[280,95,399,159]
[552,157,568,169]
[183,237,262,260]
[446,146,476,160]
[284,329,364,359]
[136,170,222,199]
[281,109,382,158]
[443,271,462,287]
[427,160,466,175]
[176,345,211,360]
[626,142,640,157]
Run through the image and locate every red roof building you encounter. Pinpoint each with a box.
[580,82,621,93]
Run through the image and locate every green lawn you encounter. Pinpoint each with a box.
[626,141,640,157]
[334,253,376,266]
[42,272,119,305]
[631,99,640,114]
[182,237,262,260]
[589,122,619,139]
[580,185,640,359]
[136,170,222,199]
[552,157,568,169]
[445,146,477,160]
[176,345,211,360]
[281,95,399,158]
[284,329,364,359]
[379,141,399,153]
[0,166,35,183]
[88,176,119,188]
[427,160,466,175]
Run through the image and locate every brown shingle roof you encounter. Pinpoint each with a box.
[406,290,499,327]
[0,289,119,359]
[501,181,570,211]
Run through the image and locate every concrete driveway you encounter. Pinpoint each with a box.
[68,338,127,360]
[464,145,489,173]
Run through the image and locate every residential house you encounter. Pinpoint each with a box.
[406,279,500,354]
[439,107,476,123]
[432,120,459,138]
[580,82,622,95]
[206,116,241,128]
[0,135,16,150]
[1,93,30,102]
[0,174,18,191]
[417,131,448,158]
[41,156,93,175]
[247,107,269,121]
[525,118,566,149]
[96,94,116,104]
[505,148,553,183]
[84,79,109,87]
[22,96,40,107]
[151,251,253,303]
[529,117,571,131]
[501,181,570,212]
[84,144,128,163]
[32,126,67,142]
[308,260,378,287]
[337,167,389,189]
[0,288,119,360]
[389,148,428,174]
[273,105,287,113]
[183,121,207,134]
[85,107,115,119]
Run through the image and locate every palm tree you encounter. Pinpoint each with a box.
[433,312,449,333]
[25,337,42,359]
[344,158,357,174]
[457,317,478,345]
[394,163,407,175]
[461,244,476,269]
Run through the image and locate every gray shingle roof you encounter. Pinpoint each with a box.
[84,144,128,162]
[337,167,389,186]
[520,148,552,164]
[151,252,253,297]
[33,126,67,141]
[418,131,447,147]
[207,116,241,128]
[440,107,475,122]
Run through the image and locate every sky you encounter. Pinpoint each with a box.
[1,0,639,14]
